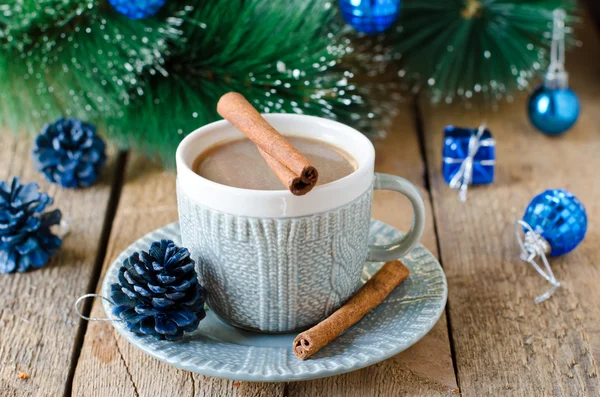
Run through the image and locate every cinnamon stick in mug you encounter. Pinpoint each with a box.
[293,260,410,360]
[216,92,319,195]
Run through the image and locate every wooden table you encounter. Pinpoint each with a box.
[2,12,600,397]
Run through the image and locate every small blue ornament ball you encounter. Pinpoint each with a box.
[522,189,587,256]
[527,85,580,136]
[109,0,167,20]
[339,0,401,34]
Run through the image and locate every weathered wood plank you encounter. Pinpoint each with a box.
[0,135,118,397]
[420,16,600,397]
[73,102,456,396]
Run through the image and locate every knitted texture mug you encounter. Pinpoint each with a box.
[176,114,425,332]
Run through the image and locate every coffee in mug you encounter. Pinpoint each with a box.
[193,137,357,190]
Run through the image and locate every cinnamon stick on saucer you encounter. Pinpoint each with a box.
[293,260,410,360]
[216,92,319,195]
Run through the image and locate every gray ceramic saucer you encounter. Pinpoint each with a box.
[102,221,447,382]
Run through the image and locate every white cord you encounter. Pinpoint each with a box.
[74,293,121,322]
[449,123,487,202]
[514,220,561,303]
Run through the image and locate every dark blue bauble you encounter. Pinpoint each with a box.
[522,189,586,256]
[108,0,167,20]
[110,240,206,341]
[32,118,107,189]
[339,0,401,34]
[527,85,580,135]
[0,178,62,274]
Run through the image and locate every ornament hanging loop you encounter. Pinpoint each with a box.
[545,9,569,89]
[514,220,561,303]
[461,0,482,19]
[74,293,122,322]
[449,123,486,202]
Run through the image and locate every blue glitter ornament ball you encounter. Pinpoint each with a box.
[339,0,401,34]
[109,0,167,20]
[527,85,580,136]
[522,189,587,256]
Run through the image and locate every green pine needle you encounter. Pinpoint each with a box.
[0,0,181,132]
[0,0,377,167]
[4,0,567,163]
[366,0,578,103]
[108,0,375,165]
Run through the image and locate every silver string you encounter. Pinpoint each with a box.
[514,220,561,303]
[448,123,486,202]
[74,293,122,322]
[549,9,566,75]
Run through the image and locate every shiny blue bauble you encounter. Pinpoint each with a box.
[108,0,167,20]
[339,0,401,34]
[522,189,587,256]
[527,85,580,136]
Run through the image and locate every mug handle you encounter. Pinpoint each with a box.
[368,173,426,262]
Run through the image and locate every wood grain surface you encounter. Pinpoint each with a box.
[0,136,118,397]
[3,8,600,397]
[418,17,600,397]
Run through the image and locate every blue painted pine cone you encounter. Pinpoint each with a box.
[0,178,62,274]
[110,240,206,340]
[32,118,107,189]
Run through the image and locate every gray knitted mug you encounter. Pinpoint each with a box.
[176,114,425,333]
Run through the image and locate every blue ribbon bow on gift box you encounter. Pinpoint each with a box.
[443,124,496,202]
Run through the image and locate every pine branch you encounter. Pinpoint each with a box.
[107,0,376,165]
[1,0,379,167]
[353,0,578,103]
[0,0,181,132]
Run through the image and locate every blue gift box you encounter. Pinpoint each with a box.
[442,125,495,185]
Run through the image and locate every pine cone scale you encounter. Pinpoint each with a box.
[40,209,62,228]
[110,285,132,305]
[155,317,179,335]
[165,291,185,300]
[165,308,197,327]
[152,297,175,307]
[28,250,50,268]
[15,237,39,255]
[157,274,177,284]
[133,284,153,297]
[0,250,16,274]
[169,280,191,292]
[146,284,165,294]
[22,217,42,232]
